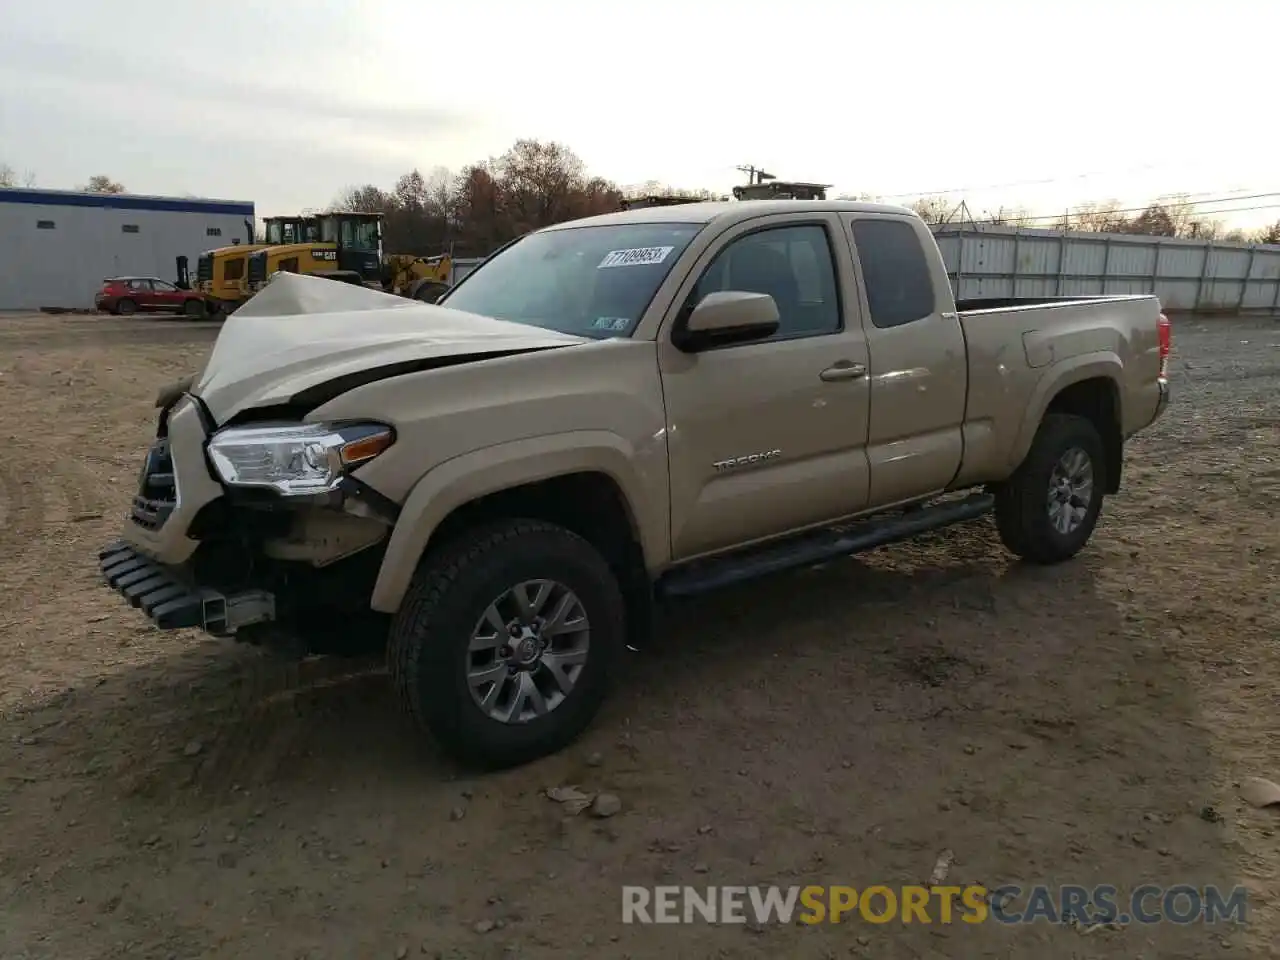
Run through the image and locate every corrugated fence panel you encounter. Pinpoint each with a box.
[1245,250,1280,309]
[932,225,1280,315]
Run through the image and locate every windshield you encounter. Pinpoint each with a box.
[439,222,703,338]
[341,218,381,252]
[266,220,309,245]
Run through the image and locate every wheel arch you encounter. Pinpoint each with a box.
[369,433,664,614]
[1007,355,1124,492]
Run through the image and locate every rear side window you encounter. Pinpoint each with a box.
[851,219,936,328]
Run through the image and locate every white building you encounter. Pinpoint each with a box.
[0,188,255,310]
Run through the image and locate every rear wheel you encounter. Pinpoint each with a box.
[116,298,137,316]
[182,299,205,318]
[994,413,1106,564]
[388,520,625,769]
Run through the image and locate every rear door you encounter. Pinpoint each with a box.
[125,278,157,310]
[658,213,873,561]
[841,215,967,506]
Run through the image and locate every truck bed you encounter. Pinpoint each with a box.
[950,293,1165,488]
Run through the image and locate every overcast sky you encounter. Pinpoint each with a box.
[2,0,1277,226]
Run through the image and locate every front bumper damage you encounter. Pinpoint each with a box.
[98,541,275,635]
[97,391,280,637]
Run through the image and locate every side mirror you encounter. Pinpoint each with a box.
[674,290,780,352]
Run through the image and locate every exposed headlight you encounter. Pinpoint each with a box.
[206,422,393,496]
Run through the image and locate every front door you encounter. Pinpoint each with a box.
[658,214,873,561]
[150,279,184,310]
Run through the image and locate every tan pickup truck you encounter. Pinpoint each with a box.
[99,199,1171,768]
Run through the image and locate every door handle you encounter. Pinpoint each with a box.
[819,361,866,382]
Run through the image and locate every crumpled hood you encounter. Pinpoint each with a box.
[193,272,589,423]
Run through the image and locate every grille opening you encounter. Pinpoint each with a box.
[130,438,176,531]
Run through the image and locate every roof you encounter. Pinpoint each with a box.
[541,198,918,231]
[0,187,254,216]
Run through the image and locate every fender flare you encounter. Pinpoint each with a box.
[368,431,661,613]
[1004,352,1123,474]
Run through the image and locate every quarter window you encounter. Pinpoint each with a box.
[692,224,840,340]
[851,219,936,328]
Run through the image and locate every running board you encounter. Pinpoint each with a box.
[656,492,995,599]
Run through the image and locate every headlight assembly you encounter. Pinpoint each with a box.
[206,422,393,496]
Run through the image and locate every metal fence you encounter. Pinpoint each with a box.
[931,225,1280,315]
[448,257,485,285]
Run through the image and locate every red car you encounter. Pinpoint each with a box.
[95,277,208,318]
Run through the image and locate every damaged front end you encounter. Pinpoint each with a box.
[97,273,590,654]
[99,390,397,653]
[97,328,400,648]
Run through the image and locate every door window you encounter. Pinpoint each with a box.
[691,224,841,340]
[152,280,177,293]
[127,279,151,291]
[850,219,936,328]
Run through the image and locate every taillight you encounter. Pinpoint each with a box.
[1157,312,1171,379]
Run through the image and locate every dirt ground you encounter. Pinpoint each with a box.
[0,311,1276,960]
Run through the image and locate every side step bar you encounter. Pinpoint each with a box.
[656,492,995,599]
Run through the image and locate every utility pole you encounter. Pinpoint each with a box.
[735,164,775,185]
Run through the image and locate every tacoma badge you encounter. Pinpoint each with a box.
[712,449,782,473]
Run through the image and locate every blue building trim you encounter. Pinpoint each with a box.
[0,188,254,217]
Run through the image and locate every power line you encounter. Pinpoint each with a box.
[984,194,1280,225]
[873,161,1175,199]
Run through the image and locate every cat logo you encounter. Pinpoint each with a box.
[311,249,338,262]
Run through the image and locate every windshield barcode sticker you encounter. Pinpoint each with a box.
[598,246,674,269]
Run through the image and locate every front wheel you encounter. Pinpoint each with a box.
[388,520,625,769]
[994,413,1106,564]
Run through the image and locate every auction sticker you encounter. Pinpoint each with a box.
[598,246,674,269]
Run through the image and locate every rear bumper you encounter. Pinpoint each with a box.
[98,540,275,635]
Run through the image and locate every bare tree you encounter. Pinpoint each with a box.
[623,180,720,200]
[79,175,125,194]
[1256,220,1280,245]
[906,196,956,224]
[982,205,1036,226]
[1065,200,1128,233]
[0,163,36,188]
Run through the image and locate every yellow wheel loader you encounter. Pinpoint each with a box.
[195,215,317,315]
[383,252,453,302]
[243,212,454,304]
